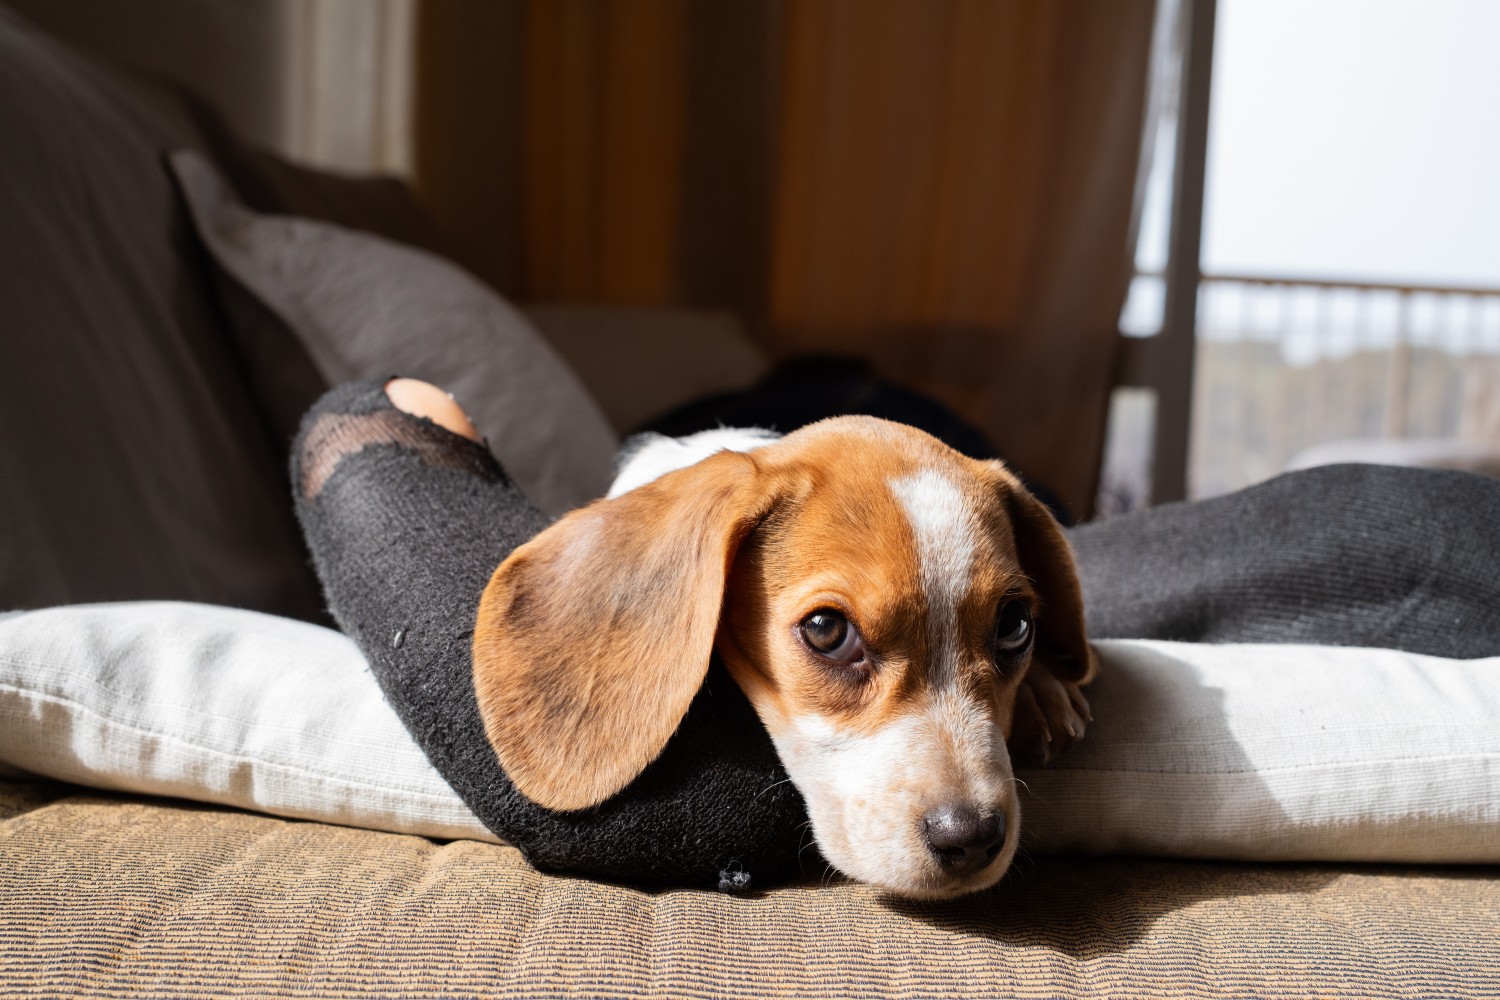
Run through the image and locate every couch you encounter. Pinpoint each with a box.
[2,7,1497,997]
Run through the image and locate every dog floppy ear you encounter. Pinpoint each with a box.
[473,449,770,812]
[998,472,1096,685]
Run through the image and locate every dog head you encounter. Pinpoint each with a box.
[473,416,1092,897]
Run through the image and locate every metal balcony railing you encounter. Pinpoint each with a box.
[1111,272,1500,506]
[1192,273,1500,497]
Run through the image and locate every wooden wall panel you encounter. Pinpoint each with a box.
[769,0,1154,514]
[521,0,688,304]
[411,0,1155,516]
[413,0,525,293]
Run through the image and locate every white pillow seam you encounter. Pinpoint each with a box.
[0,652,377,728]
[1031,753,1500,777]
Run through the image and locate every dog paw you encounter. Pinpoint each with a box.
[1009,663,1092,766]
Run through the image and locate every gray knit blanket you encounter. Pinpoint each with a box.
[1073,462,1500,660]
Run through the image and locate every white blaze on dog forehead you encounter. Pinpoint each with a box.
[889,470,979,680]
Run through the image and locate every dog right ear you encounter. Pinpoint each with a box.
[472,449,772,811]
[990,464,1096,686]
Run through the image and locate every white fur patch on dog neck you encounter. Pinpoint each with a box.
[608,428,781,498]
[889,471,978,683]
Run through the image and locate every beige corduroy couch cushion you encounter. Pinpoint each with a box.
[3,780,1498,999]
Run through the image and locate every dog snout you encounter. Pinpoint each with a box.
[922,804,1005,876]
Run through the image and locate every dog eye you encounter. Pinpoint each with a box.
[800,610,865,663]
[993,600,1033,656]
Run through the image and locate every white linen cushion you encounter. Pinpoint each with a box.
[2,602,1497,862]
[0,602,496,843]
[1020,640,1500,863]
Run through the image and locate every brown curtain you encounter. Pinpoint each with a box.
[414,0,1156,517]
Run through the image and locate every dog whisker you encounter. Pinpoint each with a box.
[756,777,795,800]
[796,821,820,865]
[1011,847,1036,885]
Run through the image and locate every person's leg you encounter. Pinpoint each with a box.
[293,376,548,643]
[291,379,806,887]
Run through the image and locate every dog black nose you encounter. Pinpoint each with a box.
[923,804,1005,875]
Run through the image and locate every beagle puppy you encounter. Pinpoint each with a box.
[473,417,1095,899]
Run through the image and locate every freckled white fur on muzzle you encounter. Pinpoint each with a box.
[770,694,1019,896]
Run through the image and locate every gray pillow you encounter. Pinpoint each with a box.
[169,150,618,516]
[0,8,322,620]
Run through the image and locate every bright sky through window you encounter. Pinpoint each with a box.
[1202,0,1500,287]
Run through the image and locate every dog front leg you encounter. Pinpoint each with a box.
[1009,658,1093,766]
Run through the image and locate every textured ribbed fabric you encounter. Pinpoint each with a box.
[0,778,65,820]
[1071,463,1500,658]
[2,782,1497,999]
[291,380,807,888]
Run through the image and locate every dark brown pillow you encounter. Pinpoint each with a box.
[175,88,458,260]
[171,86,462,454]
[0,8,322,620]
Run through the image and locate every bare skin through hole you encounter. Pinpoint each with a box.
[297,379,487,500]
[384,377,482,442]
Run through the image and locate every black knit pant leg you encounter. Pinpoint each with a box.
[1070,463,1500,659]
[291,380,806,886]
